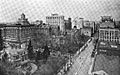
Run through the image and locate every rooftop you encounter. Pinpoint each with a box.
[99,27,119,30]
[4,23,35,27]
[98,40,120,51]
[92,54,120,75]
[5,47,26,55]
[100,21,115,28]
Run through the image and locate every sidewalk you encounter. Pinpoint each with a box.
[88,52,97,75]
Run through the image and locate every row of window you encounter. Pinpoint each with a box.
[46,20,64,24]
[100,36,119,39]
[46,16,64,19]
[101,38,119,41]
[100,30,119,32]
[100,31,119,34]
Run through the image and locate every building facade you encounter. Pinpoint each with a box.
[73,17,84,29]
[46,14,65,31]
[98,16,120,44]
[100,16,114,28]
[1,13,35,48]
[65,18,72,30]
[81,27,92,37]
[83,20,95,34]
[99,28,120,44]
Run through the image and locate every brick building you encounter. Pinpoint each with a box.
[1,13,35,48]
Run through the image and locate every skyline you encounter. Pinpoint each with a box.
[0,0,120,23]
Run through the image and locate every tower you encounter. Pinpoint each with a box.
[21,13,26,20]
[18,13,29,25]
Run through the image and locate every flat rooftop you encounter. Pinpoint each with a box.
[92,40,120,75]
[92,54,120,75]
[98,40,120,51]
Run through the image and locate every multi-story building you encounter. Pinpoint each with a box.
[99,28,120,44]
[1,13,35,48]
[91,40,120,75]
[65,18,72,30]
[100,16,114,28]
[98,16,120,44]
[73,17,84,29]
[84,20,95,34]
[46,14,65,31]
[81,27,92,37]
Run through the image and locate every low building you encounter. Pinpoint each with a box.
[91,40,120,75]
[97,40,120,55]
[92,54,120,75]
[81,27,92,36]
[5,42,28,63]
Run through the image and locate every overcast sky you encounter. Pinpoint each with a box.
[0,0,120,23]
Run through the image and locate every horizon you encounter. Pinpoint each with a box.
[0,0,120,23]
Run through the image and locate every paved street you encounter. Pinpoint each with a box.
[67,39,94,75]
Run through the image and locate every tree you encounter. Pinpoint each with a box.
[0,65,8,75]
[27,40,34,60]
[49,26,52,35]
[42,44,50,62]
[2,52,8,62]
[0,29,3,51]
[35,50,43,62]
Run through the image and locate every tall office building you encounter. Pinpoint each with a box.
[46,14,65,31]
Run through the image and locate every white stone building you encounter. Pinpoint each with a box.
[46,14,65,31]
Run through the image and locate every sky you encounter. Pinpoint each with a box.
[0,0,120,23]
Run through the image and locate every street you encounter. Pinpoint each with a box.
[67,39,94,75]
